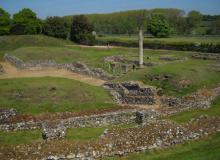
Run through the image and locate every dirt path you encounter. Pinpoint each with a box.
[0,62,105,86]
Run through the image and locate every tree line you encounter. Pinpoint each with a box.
[0,7,220,42]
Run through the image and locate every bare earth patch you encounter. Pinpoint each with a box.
[0,62,105,86]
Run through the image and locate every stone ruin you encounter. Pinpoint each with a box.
[104,82,157,105]
[0,64,5,74]
[192,53,220,60]
[4,54,114,80]
[42,122,66,140]
[159,57,180,61]
[104,56,155,74]
[0,108,17,122]
[136,110,159,125]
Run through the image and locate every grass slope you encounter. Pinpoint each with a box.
[0,35,73,59]
[0,77,115,114]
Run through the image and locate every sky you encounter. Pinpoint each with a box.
[0,0,220,18]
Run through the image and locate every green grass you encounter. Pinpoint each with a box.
[168,96,220,123]
[0,130,42,145]
[0,77,115,115]
[0,124,136,145]
[66,127,105,141]
[98,35,220,44]
[0,35,73,60]
[10,45,191,71]
[105,133,220,160]
[116,59,220,96]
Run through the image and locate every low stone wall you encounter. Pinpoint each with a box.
[0,64,5,74]
[0,108,17,121]
[3,54,113,80]
[160,86,220,115]
[192,53,220,60]
[0,109,159,131]
[104,82,157,105]
[4,54,26,69]
[41,116,219,160]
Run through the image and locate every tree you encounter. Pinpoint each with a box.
[70,15,95,45]
[0,8,11,35]
[187,11,202,34]
[43,16,69,39]
[148,14,173,38]
[12,8,41,34]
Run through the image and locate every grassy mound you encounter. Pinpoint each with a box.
[0,77,115,114]
[0,35,73,59]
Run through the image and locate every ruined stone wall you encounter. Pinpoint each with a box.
[103,82,157,105]
[0,64,4,74]
[0,109,159,131]
[4,54,26,69]
[192,53,220,60]
[3,54,113,80]
[43,116,220,160]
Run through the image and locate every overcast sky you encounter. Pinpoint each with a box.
[1,0,220,18]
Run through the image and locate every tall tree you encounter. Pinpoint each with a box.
[0,8,11,35]
[187,11,202,34]
[43,16,69,39]
[148,14,173,38]
[12,8,41,34]
[70,15,95,45]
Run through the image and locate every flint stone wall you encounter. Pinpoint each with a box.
[0,64,5,74]
[44,116,220,160]
[161,86,220,115]
[104,82,157,105]
[0,108,17,121]
[3,54,113,80]
[42,122,66,140]
[192,53,220,60]
[0,109,159,131]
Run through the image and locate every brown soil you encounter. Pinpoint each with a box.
[0,62,105,86]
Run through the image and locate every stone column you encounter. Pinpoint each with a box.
[139,29,144,68]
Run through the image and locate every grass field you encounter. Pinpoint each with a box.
[9,45,191,69]
[116,59,220,96]
[106,133,220,160]
[98,35,220,44]
[0,77,115,114]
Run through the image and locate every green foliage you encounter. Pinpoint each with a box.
[43,16,69,39]
[12,8,41,34]
[187,11,203,34]
[148,15,173,38]
[70,15,95,45]
[0,8,11,35]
